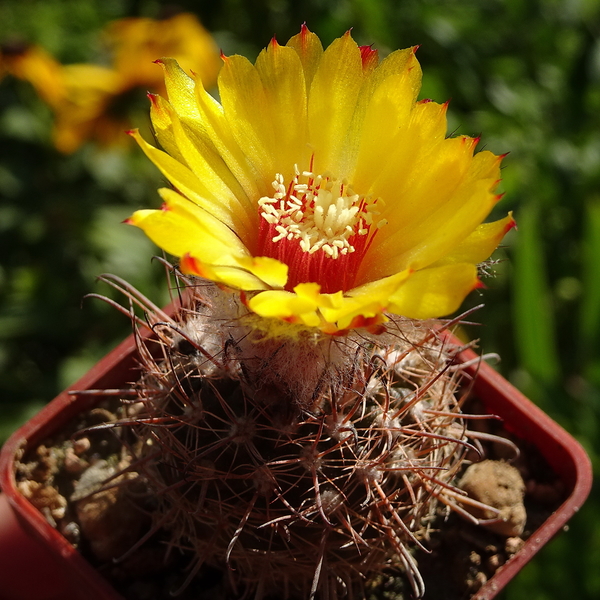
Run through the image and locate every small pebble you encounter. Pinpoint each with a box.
[486,553,505,570]
[458,460,527,536]
[73,437,91,455]
[64,447,88,474]
[474,571,488,589]
[505,536,525,555]
[60,520,81,545]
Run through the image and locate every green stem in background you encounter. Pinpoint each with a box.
[513,203,560,386]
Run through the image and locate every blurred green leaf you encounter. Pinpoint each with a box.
[580,199,600,381]
[513,204,560,384]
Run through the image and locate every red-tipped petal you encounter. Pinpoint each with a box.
[461,135,480,150]
[359,44,379,70]
[299,23,312,45]
[505,215,517,233]
[332,314,387,336]
[180,253,206,277]
[282,315,302,324]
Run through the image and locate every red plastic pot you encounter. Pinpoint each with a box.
[0,329,593,600]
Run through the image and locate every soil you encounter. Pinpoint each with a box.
[14,394,564,600]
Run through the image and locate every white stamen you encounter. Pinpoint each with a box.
[258,165,385,258]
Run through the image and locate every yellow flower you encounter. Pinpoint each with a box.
[128,27,515,334]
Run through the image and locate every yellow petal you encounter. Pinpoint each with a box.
[248,283,322,326]
[130,189,281,292]
[286,25,324,95]
[127,187,248,264]
[193,82,261,202]
[129,129,250,238]
[382,135,479,232]
[50,64,125,153]
[148,93,186,164]
[180,255,270,290]
[4,45,65,107]
[158,58,261,216]
[359,140,501,282]
[320,270,412,330]
[433,213,516,266]
[360,99,450,204]
[386,150,502,270]
[308,31,364,177]
[254,40,309,178]
[157,57,202,122]
[219,54,275,185]
[157,97,256,239]
[351,51,422,190]
[129,196,268,292]
[234,256,288,289]
[157,58,225,172]
[369,46,421,91]
[387,263,480,319]
[157,59,256,211]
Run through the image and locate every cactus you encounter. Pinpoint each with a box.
[98,268,498,599]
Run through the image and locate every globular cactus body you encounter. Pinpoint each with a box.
[113,273,480,599]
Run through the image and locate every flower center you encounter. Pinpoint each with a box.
[257,165,386,293]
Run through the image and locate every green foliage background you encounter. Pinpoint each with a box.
[1,0,599,598]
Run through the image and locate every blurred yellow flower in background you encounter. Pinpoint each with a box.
[0,43,65,106]
[1,13,221,153]
[49,63,131,154]
[104,12,222,94]
[127,26,514,333]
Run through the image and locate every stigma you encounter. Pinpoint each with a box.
[257,165,386,293]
